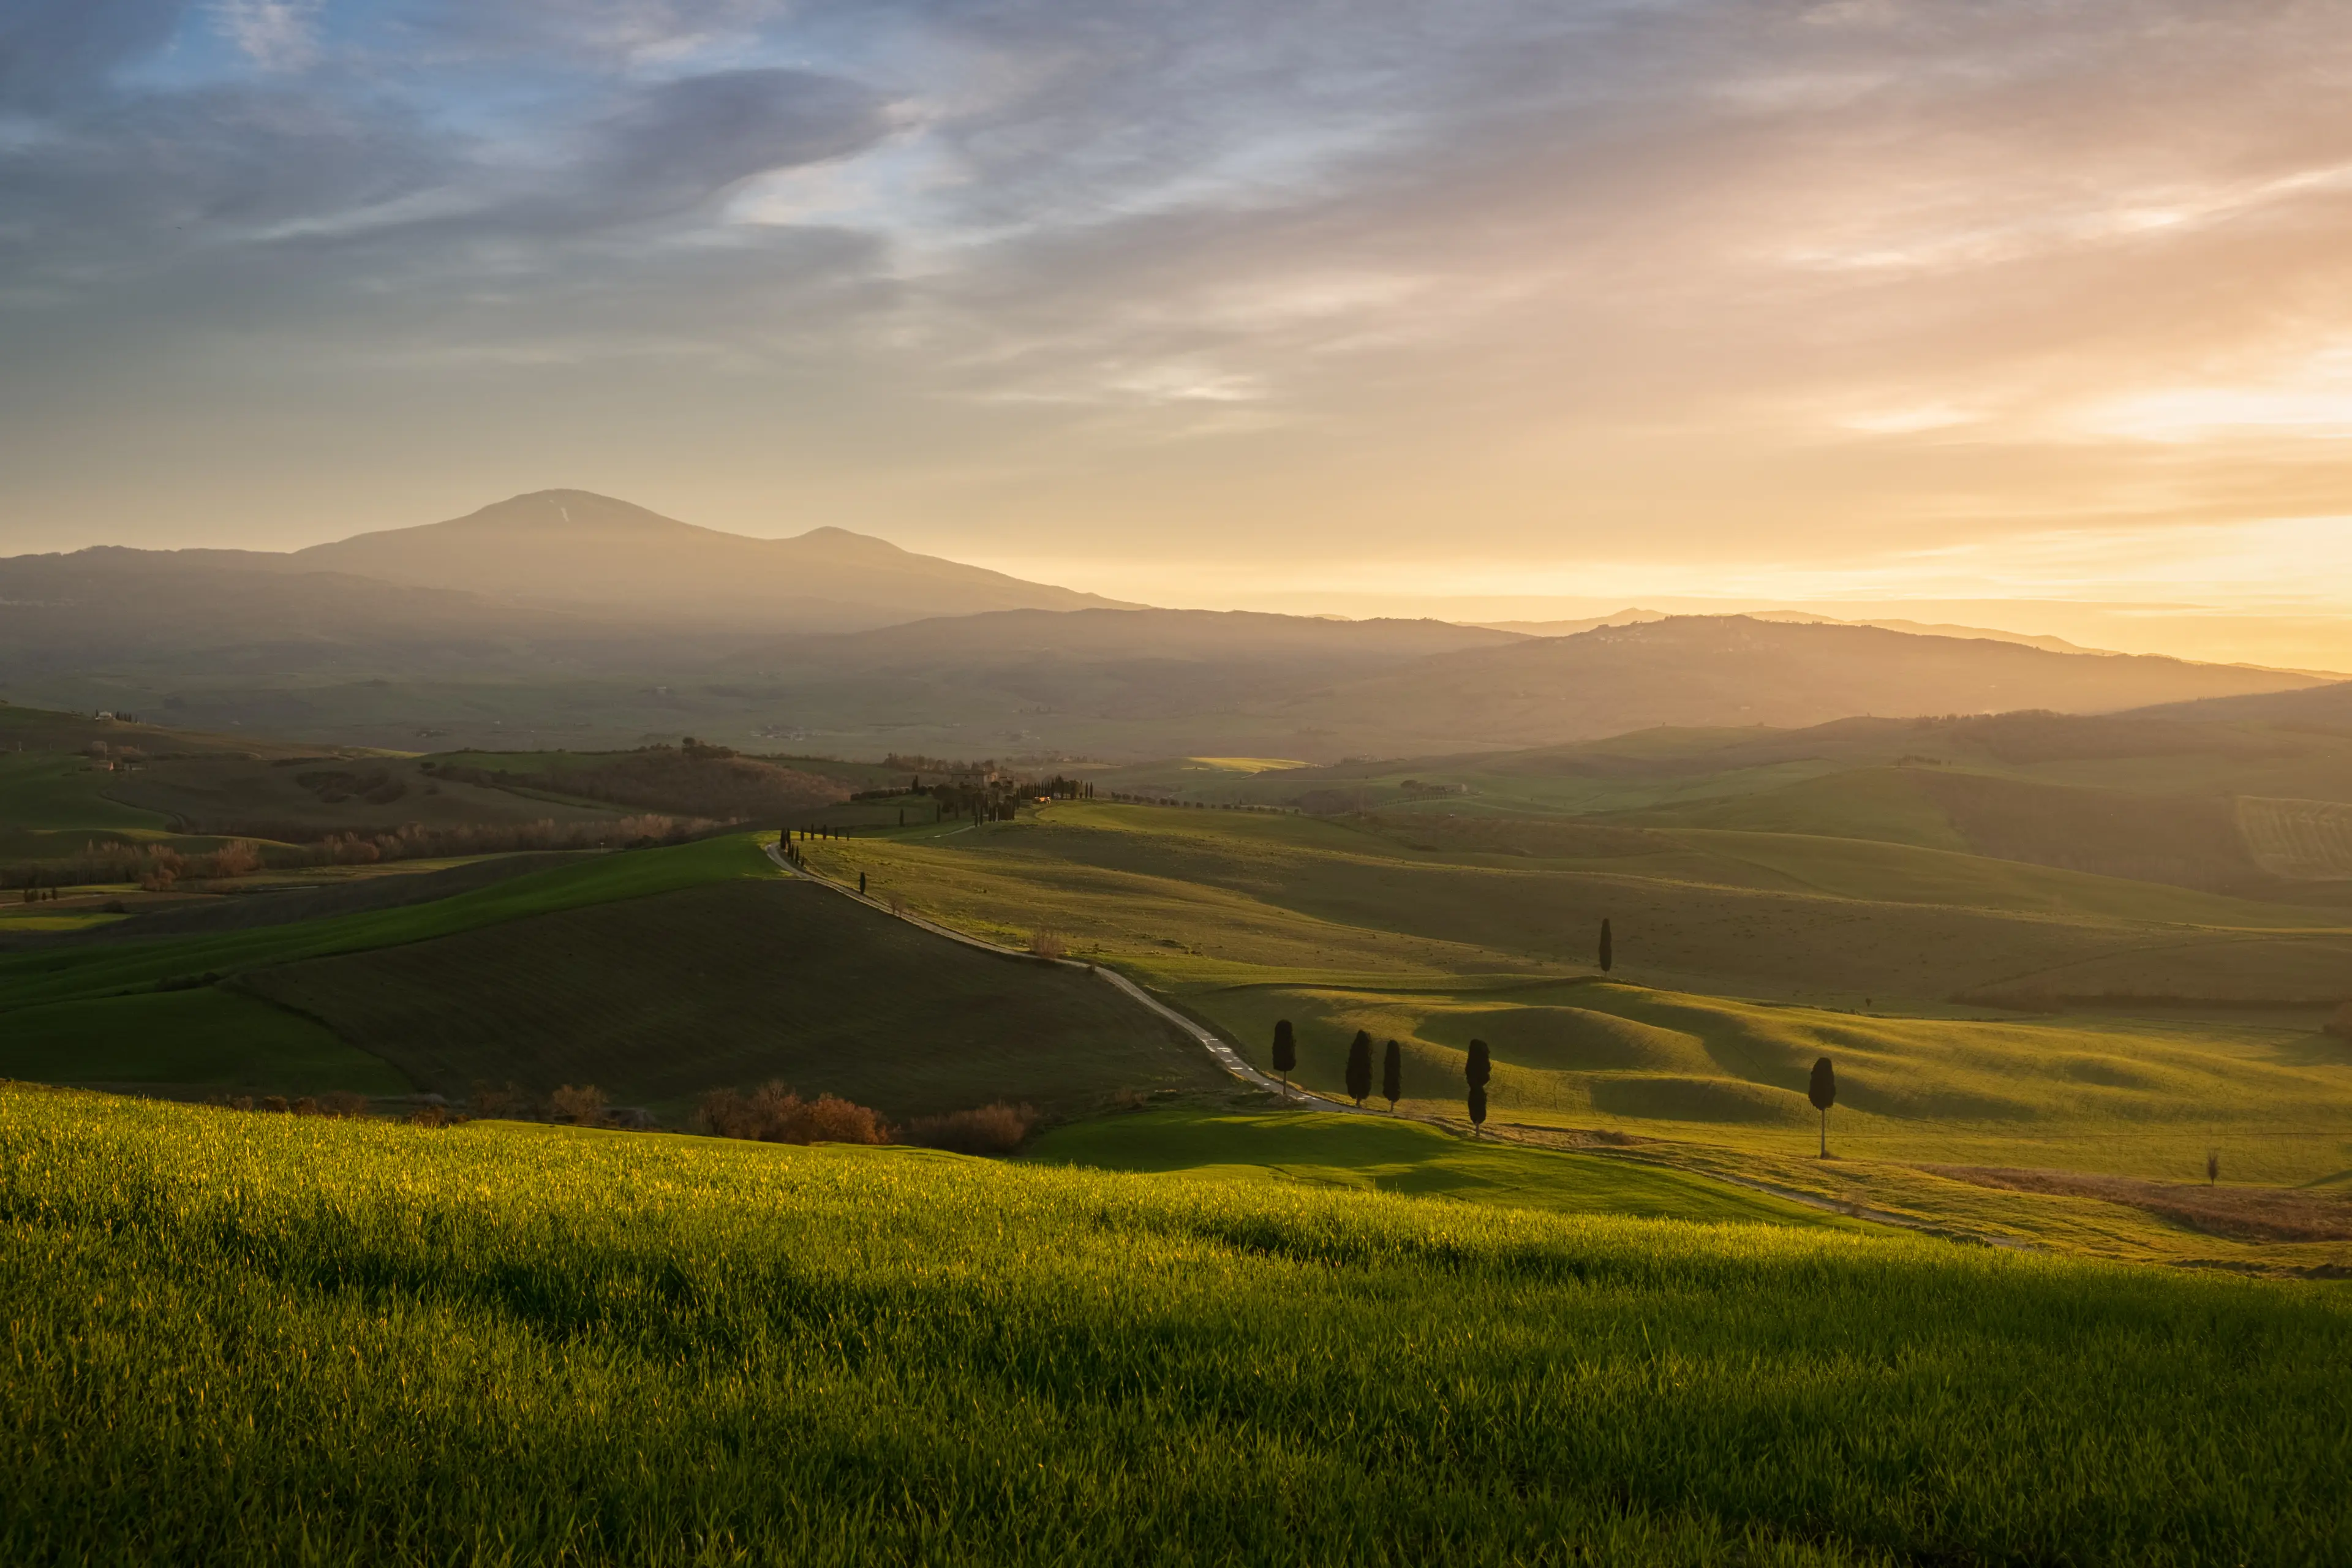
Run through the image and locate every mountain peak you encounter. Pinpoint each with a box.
[284,489,1122,630]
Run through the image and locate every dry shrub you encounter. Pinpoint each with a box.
[316,1090,369,1118]
[547,1084,609,1125]
[290,1096,320,1117]
[1027,929,1068,961]
[697,1082,888,1145]
[470,1080,533,1119]
[407,1104,455,1128]
[899,1102,1038,1156]
[228,1095,255,1112]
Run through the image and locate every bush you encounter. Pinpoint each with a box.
[547,1084,609,1126]
[1028,929,1068,961]
[316,1091,369,1118]
[696,1082,889,1145]
[470,1081,533,1119]
[898,1102,1038,1156]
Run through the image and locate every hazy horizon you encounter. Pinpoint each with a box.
[6,2,2352,668]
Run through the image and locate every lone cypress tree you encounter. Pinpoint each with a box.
[1345,1031,1373,1107]
[1271,1019,1297,1102]
[1381,1038,1402,1112]
[1466,1039,1491,1138]
[1598,918,1614,973]
[1808,1055,1836,1158]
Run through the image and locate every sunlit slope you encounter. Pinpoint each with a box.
[1180,979,2352,1183]
[808,804,2352,1004]
[1029,1107,1855,1227]
[6,1086,2345,1566]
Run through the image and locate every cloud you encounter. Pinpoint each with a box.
[214,0,325,70]
[0,0,188,110]
[6,0,2352,607]
[592,68,895,218]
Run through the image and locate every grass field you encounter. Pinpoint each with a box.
[0,987,408,1096]
[0,832,1226,1120]
[2238,795,2352,880]
[5,1084,2346,1566]
[795,804,2352,1268]
[241,875,1224,1117]
[799,802,2352,1004]
[1030,1108,1858,1227]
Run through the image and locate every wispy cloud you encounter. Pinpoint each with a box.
[213,0,325,70]
[2,0,2351,626]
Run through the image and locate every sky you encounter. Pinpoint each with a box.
[4,1,2352,665]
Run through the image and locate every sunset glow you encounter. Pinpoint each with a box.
[4,1,2351,658]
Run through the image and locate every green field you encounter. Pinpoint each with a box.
[241,875,1223,1117]
[1030,1108,1857,1227]
[797,804,2352,1268]
[0,987,407,1096]
[0,833,1224,1120]
[4,1085,2345,1566]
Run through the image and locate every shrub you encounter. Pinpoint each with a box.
[1028,929,1068,960]
[547,1084,609,1126]
[316,1091,369,1118]
[470,1081,533,1119]
[696,1082,888,1145]
[260,1096,289,1114]
[290,1096,321,1117]
[407,1104,456,1128]
[899,1102,1039,1156]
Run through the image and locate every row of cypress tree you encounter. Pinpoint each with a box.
[1277,1019,1833,1152]
[1268,1019,1493,1133]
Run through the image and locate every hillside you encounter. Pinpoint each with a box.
[0,834,1223,1117]
[7,1086,2343,1564]
[295,490,1127,628]
[1284,616,2326,753]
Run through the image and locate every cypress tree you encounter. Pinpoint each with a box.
[1466,1039,1491,1137]
[1807,1056,1836,1158]
[859,872,867,896]
[1598,918,1613,973]
[1381,1038,1402,1112]
[1345,1031,1373,1107]
[1271,1019,1297,1102]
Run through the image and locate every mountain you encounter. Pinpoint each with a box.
[1276,616,2330,755]
[292,491,1127,630]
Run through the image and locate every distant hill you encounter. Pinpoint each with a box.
[293,490,1128,630]
[1281,616,2328,754]
[2124,679,2352,729]
[1482,608,2108,657]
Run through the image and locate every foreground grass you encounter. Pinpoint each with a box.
[2,1086,2346,1566]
